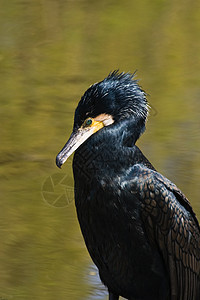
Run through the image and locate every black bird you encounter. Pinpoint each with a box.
[56,71,200,300]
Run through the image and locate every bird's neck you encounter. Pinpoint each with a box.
[111,117,146,147]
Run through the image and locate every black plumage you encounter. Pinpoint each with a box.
[56,71,200,300]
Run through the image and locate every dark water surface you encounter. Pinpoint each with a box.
[0,1,200,299]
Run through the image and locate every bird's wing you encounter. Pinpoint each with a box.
[130,165,200,299]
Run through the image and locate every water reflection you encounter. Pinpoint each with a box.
[0,0,199,299]
[87,265,108,300]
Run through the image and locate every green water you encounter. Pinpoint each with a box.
[0,1,200,299]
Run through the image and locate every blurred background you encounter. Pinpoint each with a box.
[0,0,200,299]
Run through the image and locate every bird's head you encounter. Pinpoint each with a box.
[56,71,149,168]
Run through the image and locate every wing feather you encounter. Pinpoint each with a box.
[131,166,200,299]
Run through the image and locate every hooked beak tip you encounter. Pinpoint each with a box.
[56,155,62,169]
[55,127,94,169]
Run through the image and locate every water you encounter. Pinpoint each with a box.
[0,1,200,299]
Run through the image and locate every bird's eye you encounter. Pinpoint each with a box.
[84,118,93,126]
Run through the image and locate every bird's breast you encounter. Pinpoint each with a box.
[72,149,169,299]
[74,175,168,299]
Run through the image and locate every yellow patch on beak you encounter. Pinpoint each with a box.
[91,120,104,133]
[81,113,114,134]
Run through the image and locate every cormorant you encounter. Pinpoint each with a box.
[56,71,200,300]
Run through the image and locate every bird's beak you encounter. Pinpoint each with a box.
[56,121,104,168]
